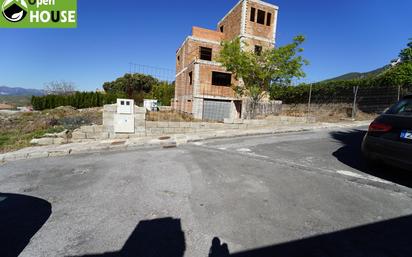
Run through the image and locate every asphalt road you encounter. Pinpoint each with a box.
[1,126,412,257]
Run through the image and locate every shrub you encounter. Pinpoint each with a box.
[270,64,412,104]
[31,92,125,111]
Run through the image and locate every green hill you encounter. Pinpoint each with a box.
[321,65,390,82]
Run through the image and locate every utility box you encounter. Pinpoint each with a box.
[114,99,135,133]
[144,99,158,112]
[117,99,134,114]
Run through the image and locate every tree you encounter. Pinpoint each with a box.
[380,62,412,87]
[399,38,412,63]
[103,73,158,99]
[218,36,308,117]
[44,80,76,95]
[148,81,175,106]
[378,39,412,87]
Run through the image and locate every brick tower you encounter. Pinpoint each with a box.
[174,0,278,121]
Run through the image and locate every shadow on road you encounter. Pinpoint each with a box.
[330,129,412,188]
[210,215,412,257]
[71,218,186,257]
[71,215,412,257]
[0,193,52,257]
[208,237,230,257]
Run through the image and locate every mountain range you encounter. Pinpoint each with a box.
[321,65,390,83]
[0,86,44,96]
[0,65,392,96]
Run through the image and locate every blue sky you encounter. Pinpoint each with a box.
[1,0,411,91]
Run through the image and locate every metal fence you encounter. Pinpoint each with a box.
[297,85,412,122]
[243,99,283,120]
[146,84,411,123]
[129,63,411,123]
[129,63,175,83]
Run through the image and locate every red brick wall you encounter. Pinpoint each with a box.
[245,1,277,40]
[176,47,184,73]
[198,63,237,99]
[176,37,222,73]
[175,62,195,113]
[218,1,243,41]
[243,37,273,52]
[192,26,224,42]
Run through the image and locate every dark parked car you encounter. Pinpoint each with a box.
[362,94,412,170]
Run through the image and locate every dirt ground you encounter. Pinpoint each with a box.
[146,110,198,122]
[282,104,378,122]
[0,107,102,153]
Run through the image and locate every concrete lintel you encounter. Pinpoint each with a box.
[188,36,221,45]
[193,95,240,101]
[249,0,279,10]
[194,60,222,67]
[240,33,275,44]
[175,67,188,78]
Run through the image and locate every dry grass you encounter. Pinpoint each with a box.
[146,111,198,122]
[0,106,103,153]
[282,104,378,122]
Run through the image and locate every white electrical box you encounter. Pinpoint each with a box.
[117,99,134,114]
[114,99,135,133]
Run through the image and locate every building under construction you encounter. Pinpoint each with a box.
[173,0,278,121]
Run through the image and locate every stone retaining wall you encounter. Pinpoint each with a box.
[50,104,309,143]
[70,115,308,141]
[71,104,146,142]
[72,125,108,142]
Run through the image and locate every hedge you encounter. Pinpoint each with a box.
[270,65,412,104]
[31,92,126,111]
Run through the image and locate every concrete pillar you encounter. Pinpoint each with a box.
[193,97,204,120]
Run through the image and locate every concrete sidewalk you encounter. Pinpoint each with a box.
[0,121,371,163]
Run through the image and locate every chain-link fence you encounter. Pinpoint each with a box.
[282,85,412,122]
[129,63,175,83]
[242,99,282,120]
[128,63,411,124]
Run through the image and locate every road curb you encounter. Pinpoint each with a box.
[0,121,371,164]
[183,121,371,143]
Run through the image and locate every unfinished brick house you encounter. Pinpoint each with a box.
[173,0,278,121]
